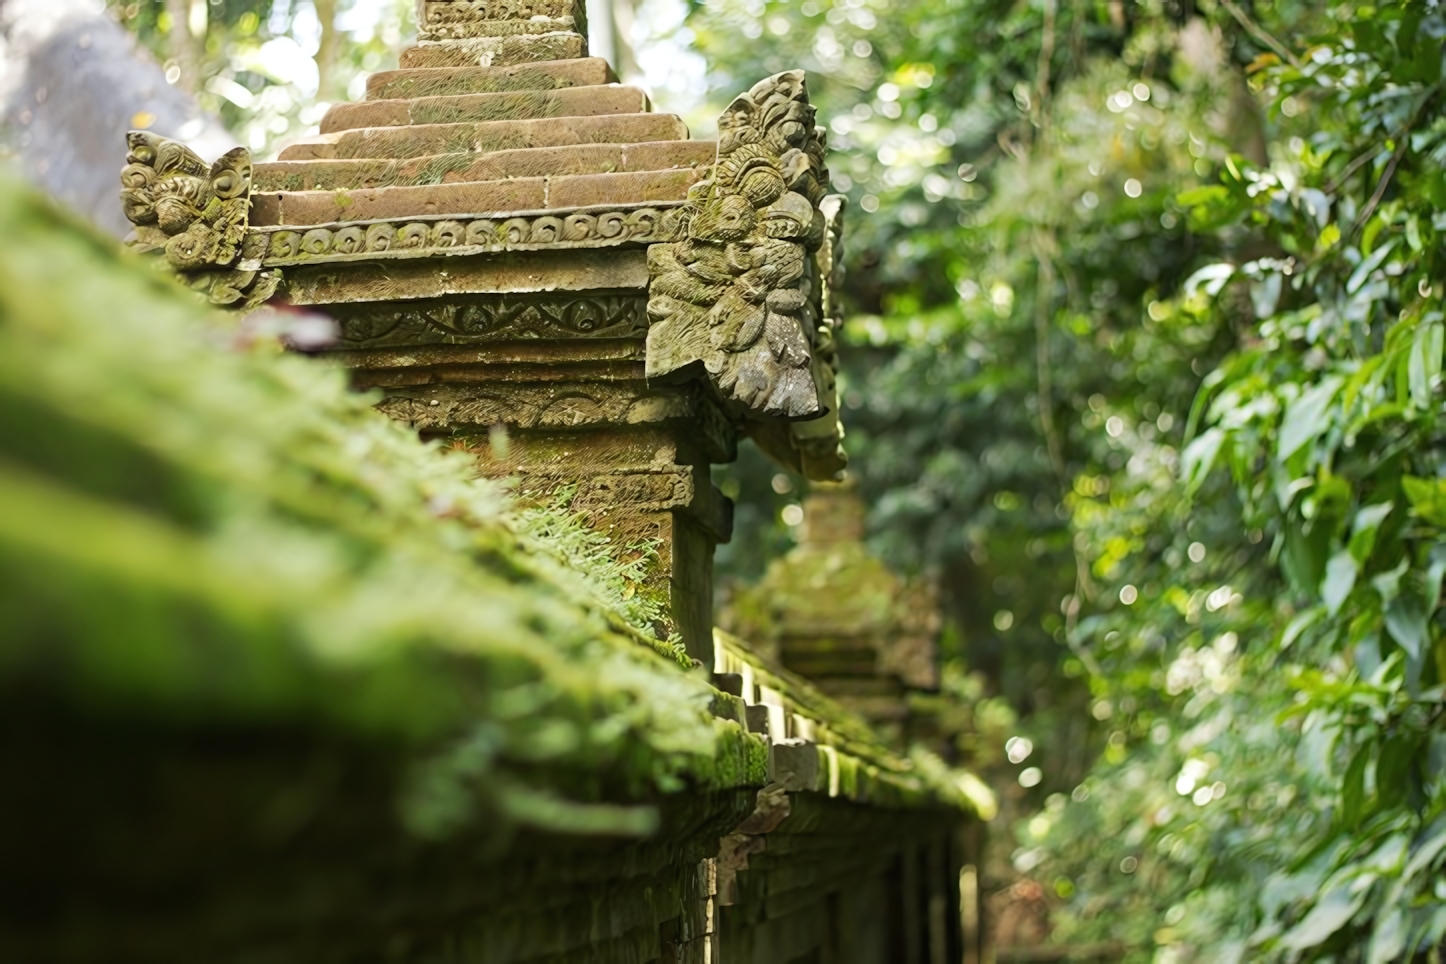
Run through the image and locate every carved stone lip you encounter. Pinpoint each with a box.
[246,200,682,234]
[251,200,685,267]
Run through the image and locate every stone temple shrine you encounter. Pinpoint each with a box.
[98,3,990,961]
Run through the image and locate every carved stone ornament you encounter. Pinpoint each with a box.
[333,292,649,347]
[645,70,832,421]
[119,131,280,309]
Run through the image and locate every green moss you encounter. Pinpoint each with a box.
[415,91,561,126]
[0,176,740,837]
[413,153,478,186]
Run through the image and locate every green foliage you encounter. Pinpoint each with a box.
[694,0,1446,959]
[0,173,730,841]
[109,0,413,153]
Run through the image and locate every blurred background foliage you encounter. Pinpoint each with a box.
[100,0,1446,958]
[105,0,411,152]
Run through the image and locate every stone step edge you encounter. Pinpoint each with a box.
[398,33,586,69]
[250,167,704,226]
[319,84,652,135]
[254,140,717,192]
[365,58,616,101]
[248,199,683,235]
[277,113,690,162]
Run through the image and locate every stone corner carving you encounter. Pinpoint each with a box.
[119,131,279,308]
[717,192,849,482]
[644,69,833,423]
[789,192,848,481]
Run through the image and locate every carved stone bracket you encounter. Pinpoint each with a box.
[644,71,848,480]
[120,131,280,309]
[645,70,832,422]
[751,192,848,480]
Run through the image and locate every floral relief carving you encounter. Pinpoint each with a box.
[334,293,650,347]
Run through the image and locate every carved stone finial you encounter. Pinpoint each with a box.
[120,132,279,308]
[645,70,832,421]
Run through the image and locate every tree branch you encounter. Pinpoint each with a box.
[1218,0,1306,71]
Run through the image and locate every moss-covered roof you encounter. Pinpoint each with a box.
[0,173,978,841]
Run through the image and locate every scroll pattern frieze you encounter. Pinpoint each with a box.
[333,293,650,347]
[255,205,681,268]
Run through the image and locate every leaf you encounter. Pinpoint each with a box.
[1408,316,1444,410]
[1339,743,1370,829]
[1368,907,1407,964]
[1385,591,1428,660]
[1402,476,1446,526]
[1317,222,1342,253]
[1181,428,1225,493]
[1277,376,1344,464]
[1376,736,1420,809]
[1252,273,1283,319]
[1403,818,1446,883]
[1406,217,1424,253]
[1349,502,1394,563]
[1184,262,1236,298]
[1372,557,1411,604]
[1281,607,1323,651]
[1322,550,1359,616]
[1347,240,1397,295]
[1279,886,1365,951]
[1176,185,1230,207]
[1283,517,1334,594]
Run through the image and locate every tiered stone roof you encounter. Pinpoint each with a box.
[250,54,714,229]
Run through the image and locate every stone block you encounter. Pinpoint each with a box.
[280,248,650,305]
[547,168,705,208]
[249,179,548,226]
[320,85,649,134]
[365,58,615,100]
[275,132,345,161]
[249,171,699,227]
[301,113,688,162]
[399,33,586,68]
[253,141,714,192]
[417,0,586,41]
[420,16,579,42]
[769,740,821,792]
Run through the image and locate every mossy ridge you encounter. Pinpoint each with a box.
[410,91,562,126]
[414,152,481,186]
[335,127,479,161]
[255,160,410,192]
[0,176,754,838]
[374,70,576,100]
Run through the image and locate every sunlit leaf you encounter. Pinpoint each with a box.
[1278,886,1365,950]
[1402,476,1446,526]
[1277,376,1344,465]
[1322,550,1358,617]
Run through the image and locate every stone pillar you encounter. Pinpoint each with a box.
[334,285,736,657]
[721,481,940,738]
